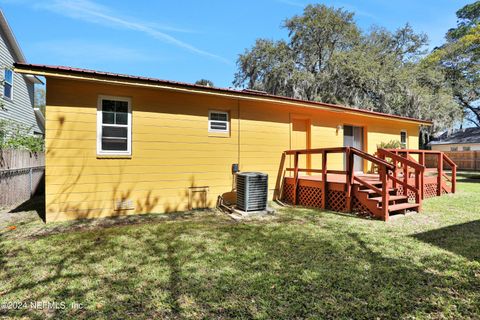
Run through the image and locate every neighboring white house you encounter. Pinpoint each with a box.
[0,9,43,134]
[429,127,480,151]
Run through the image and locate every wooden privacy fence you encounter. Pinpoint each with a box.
[0,150,45,207]
[426,151,480,171]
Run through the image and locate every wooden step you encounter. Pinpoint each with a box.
[364,180,383,185]
[388,203,419,213]
[358,181,383,188]
[359,188,396,195]
[369,195,408,203]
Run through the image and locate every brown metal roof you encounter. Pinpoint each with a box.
[14,62,432,125]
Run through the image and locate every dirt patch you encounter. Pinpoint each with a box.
[0,196,45,224]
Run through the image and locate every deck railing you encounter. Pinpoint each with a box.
[284,147,396,218]
[281,147,456,220]
[377,149,425,207]
[382,149,457,196]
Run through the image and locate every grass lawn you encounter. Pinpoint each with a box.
[0,173,479,319]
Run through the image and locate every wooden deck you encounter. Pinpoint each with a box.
[293,173,383,183]
[279,147,457,221]
[294,172,440,185]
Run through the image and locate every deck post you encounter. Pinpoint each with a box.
[321,150,327,209]
[418,151,425,199]
[402,157,408,198]
[420,152,425,166]
[381,166,389,221]
[437,153,443,196]
[392,159,398,190]
[420,171,425,200]
[452,161,456,194]
[345,148,352,211]
[415,169,422,211]
[293,152,299,205]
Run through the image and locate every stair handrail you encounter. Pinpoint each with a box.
[441,152,457,194]
[382,148,457,195]
[377,148,424,209]
[349,147,396,220]
[377,149,425,172]
[442,152,457,168]
[350,147,395,171]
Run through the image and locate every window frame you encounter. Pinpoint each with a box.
[208,110,229,133]
[97,95,132,156]
[3,68,13,100]
[462,146,471,151]
[450,146,458,151]
[400,130,408,149]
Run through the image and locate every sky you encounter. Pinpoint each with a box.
[0,0,473,88]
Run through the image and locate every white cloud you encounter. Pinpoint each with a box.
[275,0,305,8]
[32,40,163,64]
[20,0,231,64]
[334,2,376,20]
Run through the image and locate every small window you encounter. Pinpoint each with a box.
[3,69,13,99]
[97,96,131,155]
[450,146,458,151]
[208,111,229,133]
[400,131,407,149]
[463,146,471,151]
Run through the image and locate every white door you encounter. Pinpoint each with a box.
[344,125,364,172]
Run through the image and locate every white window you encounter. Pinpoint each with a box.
[400,131,407,149]
[450,146,458,151]
[463,146,471,151]
[208,110,229,133]
[3,69,13,100]
[97,96,131,155]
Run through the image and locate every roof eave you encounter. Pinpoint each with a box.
[13,63,433,126]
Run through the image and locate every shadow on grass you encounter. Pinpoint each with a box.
[9,195,46,222]
[413,220,480,262]
[0,212,478,319]
[457,172,480,183]
[22,210,215,241]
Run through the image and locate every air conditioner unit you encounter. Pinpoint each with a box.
[236,172,268,212]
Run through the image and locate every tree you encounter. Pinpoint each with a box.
[426,1,480,127]
[195,79,215,87]
[235,4,360,100]
[34,84,46,115]
[234,4,461,133]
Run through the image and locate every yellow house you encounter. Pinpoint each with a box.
[15,63,431,222]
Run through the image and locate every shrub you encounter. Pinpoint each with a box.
[377,140,402,149]
[0,120,44,152]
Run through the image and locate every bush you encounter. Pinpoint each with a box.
[377,140,402,149]
[0,120,44,152]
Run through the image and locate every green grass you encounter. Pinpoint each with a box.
[0,173,479,319]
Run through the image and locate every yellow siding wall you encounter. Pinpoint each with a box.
[45,78,420,222]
